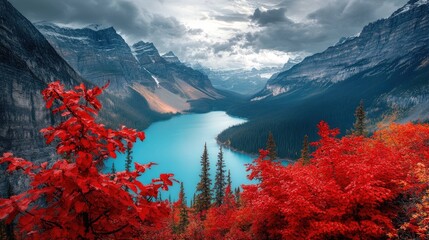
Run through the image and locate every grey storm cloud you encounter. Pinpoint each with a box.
[244,0,408,53]
[213,34,245,53]
[8,0,187,44]
[250,7,292,26]
[8,0,410,68]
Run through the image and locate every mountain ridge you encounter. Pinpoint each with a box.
[35,22,237,114]
[219,0,429,158]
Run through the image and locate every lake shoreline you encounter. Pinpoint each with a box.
[106,111,256,202]
[216,137,295,164]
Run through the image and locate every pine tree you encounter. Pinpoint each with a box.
[195,143,212,216]
[266,131,278,160]
[227,169,232,188]
[214,146,226,206]
[124,147,133,192]
[110,163,116,180]
[191,193,196,209]
[179,182,186,206]
[352,100,367,136]
[111,163,116,174]
[301,135,310,165]
[177,182,189,233]
[125,146,133,172]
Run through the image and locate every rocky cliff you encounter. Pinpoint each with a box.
[131,41,227,113]
[0,0,166,195]
[35,22,155,94]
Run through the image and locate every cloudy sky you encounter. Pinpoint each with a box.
[10,0,408,70]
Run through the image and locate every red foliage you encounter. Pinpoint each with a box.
[0,81,174,239]
[240,121,429,239]
[203,185,237,239]
[2,81,429,240]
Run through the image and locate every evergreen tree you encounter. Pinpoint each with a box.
[227,169,232,188]
[179,182,186,206]
[301,135,310,165]
[124,147,133,192]
[352,100,367,136]
[195,143,212,215]
[125,146,133,172]
[110,163,116,180]
[266,131,278,160]
[111,163,116,174]
[214,146,226,206]
[177,182,189,233]
[191,193,196,209]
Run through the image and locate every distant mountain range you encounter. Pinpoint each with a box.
[219,0,429,158]
[196,58,301,96]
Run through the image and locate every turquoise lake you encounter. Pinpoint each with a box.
[104,111,255,204]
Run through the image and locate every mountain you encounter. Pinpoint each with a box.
[162,51,181,64]
[198,67,280,96]
[35,22,154,94]
[219,0,429,159]
[35,24,234,114]
[0,0,167,194]
[197,58,301,96]
[131,41,233,113]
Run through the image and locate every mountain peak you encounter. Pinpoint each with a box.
[162,51,180,63]
[132,41,163,64]
[132,41,158,53]
[391,0,428,17]
[163,51,176,57]
[84,23,113,31]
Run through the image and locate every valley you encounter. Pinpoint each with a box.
[1,0,429,238]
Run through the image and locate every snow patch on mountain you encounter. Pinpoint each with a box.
[267,85,289,96]
[251,95,270,101]
[392,0,428,17]
[140,66,160,87]
[42,31,89,42]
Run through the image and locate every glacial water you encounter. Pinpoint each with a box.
[104,111,255,204]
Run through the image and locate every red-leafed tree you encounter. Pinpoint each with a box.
[204,185,238,239]
[240,121,429,239]
[0,81,175,239]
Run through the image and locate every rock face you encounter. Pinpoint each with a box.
[257,0,429,107]
[162,51,181,64]
[0,0,166,195]
[130,41,225,113]
[35,22,154,94]
[35,24,228,114]
[221,0,429,158]
[0,0,83,195]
